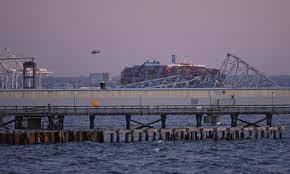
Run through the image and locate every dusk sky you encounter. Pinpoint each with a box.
[0,0,290,76]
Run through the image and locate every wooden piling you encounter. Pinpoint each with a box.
[165,131,170,141]
[226,127,231,140]
[14,131,20,145]
[195,131,198,140]
[90,130,97,142]
[125,132,129,143]
[261,129,265,138]
[208,129,213,139]
[138,131,142,141]
[116,129,121,143]
[172,129,176,141]
[31,132,37,144]
[98,130,104,143]
[221,131,225,140]
[152,131,157,141]
[190,131,194,141]
[43,131,49,143]
[35,131,41,144]
[185,129,190,140]
[158,129,162,140]
[235,130,239,140]
[200,128,204,140]
[78,130,83,142]
[278,126,283,139]
[180,130,185,140]
[240,128,245,139]
[0,125,285,145]
[254,128,258,139]
[213,128,218,141]
[248,130,252,139]
[266,127,270,138]
[110,132,114,143]
[145,129,149,141]
[130,131,134,142]
[63,130,69,142]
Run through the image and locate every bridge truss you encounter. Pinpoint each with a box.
[122,53,279,88]
[214,53,279,88]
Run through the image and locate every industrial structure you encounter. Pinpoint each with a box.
[122,53,279,88]
[0,48,52,89]
[121,55,218,88]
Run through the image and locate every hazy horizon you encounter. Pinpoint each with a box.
[1,0,290,76]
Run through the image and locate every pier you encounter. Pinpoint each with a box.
[0,104,289,144]
[1,88,290,144]
[1,104,290,128]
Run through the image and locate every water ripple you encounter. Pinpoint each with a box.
[1,117,290,174]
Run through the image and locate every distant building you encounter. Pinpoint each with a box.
[89,72,111,86]
[43,76,90,89]
[52,82,74,89]
[121,57,218,85]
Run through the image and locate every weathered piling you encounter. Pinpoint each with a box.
[152,131,157,141]
[130,131,134,142]
[240,128,245,139]
[116,129,121,143]
[110,132,114,143]
[0,126,285,145]
[278,126,283,139]
[125,131,129,143]
[138,131,143,141]
[158,129,163,140]
[145,129,149,141]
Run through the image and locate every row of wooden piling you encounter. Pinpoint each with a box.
[0,129,104,145]
[104,126,285,143]
[0,126,285,145]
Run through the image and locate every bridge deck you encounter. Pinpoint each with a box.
[1,105,290,117]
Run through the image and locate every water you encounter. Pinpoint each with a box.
[1,115,290,174]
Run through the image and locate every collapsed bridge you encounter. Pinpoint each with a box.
[122,53,279,88]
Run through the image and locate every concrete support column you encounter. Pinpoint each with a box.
[126,114,131,130]
[161,114,166,129]
[266,113,272,127]
[89,114,95,129]
[231,114,239,127]
[196,114,202,127]
[15,115,23,129]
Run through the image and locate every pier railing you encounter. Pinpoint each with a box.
[1,104,290,116]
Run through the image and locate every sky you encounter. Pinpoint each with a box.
[0,0,290,76]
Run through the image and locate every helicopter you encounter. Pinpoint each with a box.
[90,50,101,54]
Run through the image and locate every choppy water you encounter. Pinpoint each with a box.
[1,115,290,174]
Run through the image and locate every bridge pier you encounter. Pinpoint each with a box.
[266,113,272,127]
[196,114,202,127]
[15,115,24,129]
[231,114,239,127]
[161,114,166,128]
[126,114,131,129]
[48,114,64,130]
[89,114,95,129]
